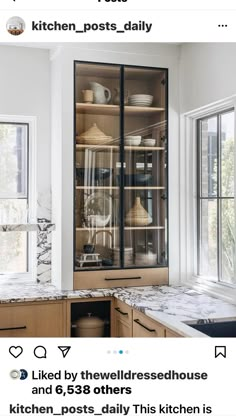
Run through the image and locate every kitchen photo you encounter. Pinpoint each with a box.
[0,42,236,338]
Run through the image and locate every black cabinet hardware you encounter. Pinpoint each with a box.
[115,307,128,316]
[134,319,155,333]
[0,326,27,331]
[105,276,142,281]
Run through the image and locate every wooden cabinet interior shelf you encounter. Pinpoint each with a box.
[76,144,165,151]
[124,226,165,230]
[76,226,165,231]
[76,186,119,190]
[75,186,165,190]
[76,103,165,116]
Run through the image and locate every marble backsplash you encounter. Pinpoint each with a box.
[37,220,53,283]
[37,192,52,283]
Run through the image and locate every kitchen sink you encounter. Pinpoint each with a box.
[184,317,236,337]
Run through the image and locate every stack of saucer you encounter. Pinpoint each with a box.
[113,247,133,266]
[128,94,153,107]
[135,252,157,266]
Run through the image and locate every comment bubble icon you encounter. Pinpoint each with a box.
[34,346,47,359]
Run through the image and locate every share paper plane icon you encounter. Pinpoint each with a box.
[58,346,71,358]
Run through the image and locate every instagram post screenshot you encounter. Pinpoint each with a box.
[1,0,236,418]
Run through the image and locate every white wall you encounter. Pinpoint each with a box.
[180,43,236,113]
[51,43,181,289]
[179,43,236,287]
[0,45,51,214]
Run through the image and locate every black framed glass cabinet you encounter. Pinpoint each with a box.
[74,61,168,289]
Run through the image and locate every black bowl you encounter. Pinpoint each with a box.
[83,244,95,254]
[116,174,152,186]
[76,168,113,182]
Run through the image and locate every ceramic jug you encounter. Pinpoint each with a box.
[89,82,111,104]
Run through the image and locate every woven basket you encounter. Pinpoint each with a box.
[125,197,152,226]
[78,123,112,145]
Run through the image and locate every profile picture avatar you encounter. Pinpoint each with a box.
[6,16,25,36]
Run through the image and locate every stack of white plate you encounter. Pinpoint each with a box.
[128,94,153,107]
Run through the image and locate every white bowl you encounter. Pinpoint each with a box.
[125,135,141,141]
[124,138,141,146]
[142,138,156,147]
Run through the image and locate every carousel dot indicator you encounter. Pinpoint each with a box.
[119,350,123,354]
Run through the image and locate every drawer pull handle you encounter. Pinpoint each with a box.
[134,319,156,333]
[105,276,142,281]
[0,326,27,331]
[115,307,128,316]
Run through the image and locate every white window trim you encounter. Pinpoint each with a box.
[0,114,37,283]
[180,95,236,303]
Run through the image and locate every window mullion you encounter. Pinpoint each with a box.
[217,114,222,282]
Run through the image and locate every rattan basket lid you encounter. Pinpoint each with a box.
[79,123,112,141]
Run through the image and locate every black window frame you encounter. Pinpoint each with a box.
[197,108,235,284]
[0,121,30,275]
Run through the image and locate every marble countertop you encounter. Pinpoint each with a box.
[1,283,236,337]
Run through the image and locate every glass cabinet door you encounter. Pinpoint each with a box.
[123,66,168,268]
[74,62,168,273]
[74,63,121,271]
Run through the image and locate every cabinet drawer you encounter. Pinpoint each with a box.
[114,299,132,324]
[0,301,65,337]
[74,268,168,290]
[133,310,165,338]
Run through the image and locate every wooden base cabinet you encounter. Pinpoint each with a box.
[114,299,183,338]
[113,299,132,337]
[0,301,65,337]
[132,309,165,337]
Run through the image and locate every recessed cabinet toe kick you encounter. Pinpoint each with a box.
[74,61,169,289]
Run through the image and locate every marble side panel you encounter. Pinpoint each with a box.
[37,220,54,284]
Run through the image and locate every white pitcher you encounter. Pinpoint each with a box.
[89,82,111,104]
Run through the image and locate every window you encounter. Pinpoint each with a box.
[197,109,235,285]
[0,117,36,278]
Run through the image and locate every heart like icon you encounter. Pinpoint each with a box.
[9,346,23,358]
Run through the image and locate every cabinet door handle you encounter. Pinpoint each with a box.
[0,326,27,331]
[134,319,156,333]
[115,307,128,316]
[105,276,142,281]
